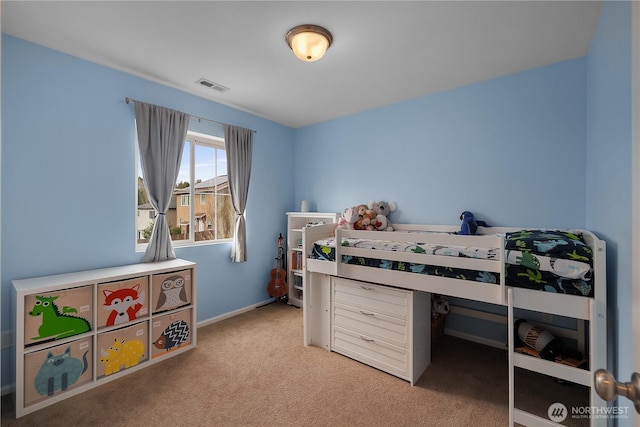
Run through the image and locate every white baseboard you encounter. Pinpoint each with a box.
[444,328,507,350]
[2,384,15,396]
[449,305,507,324]
[196,298,275,329]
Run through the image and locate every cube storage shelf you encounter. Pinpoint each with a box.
[13,259,197,418]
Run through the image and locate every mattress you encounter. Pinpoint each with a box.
[309,229,594,296]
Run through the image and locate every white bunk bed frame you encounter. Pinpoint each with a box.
[302,223,607,427]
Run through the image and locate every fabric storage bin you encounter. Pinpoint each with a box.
[96,321,148,378]
[151,309,192,359]
[24,286,92,347]
[97,276,149,329]
[151,269,192,313]
[23,338,92,407]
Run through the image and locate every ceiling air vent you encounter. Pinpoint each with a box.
[196,78,230,93]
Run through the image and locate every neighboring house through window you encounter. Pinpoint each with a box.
[136,131,234,246]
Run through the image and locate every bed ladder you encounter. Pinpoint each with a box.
[507,288,607,427]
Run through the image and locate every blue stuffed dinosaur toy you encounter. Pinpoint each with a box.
[459,211,489,235]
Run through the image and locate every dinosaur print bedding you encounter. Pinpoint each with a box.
[309,229,594,296]
[503,229,593,296]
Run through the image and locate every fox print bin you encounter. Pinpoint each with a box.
[97,276,149,329]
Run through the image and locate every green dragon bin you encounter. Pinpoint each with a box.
[27,294,92,343]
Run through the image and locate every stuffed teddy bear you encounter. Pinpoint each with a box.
[335,206,358,234]
[458,211,489,235]
[364,209,377,227]
[369,200,397,231]
[354,208,376,231]
[372,214,389,231]
[355,204,369,218]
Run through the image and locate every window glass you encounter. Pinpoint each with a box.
[136,131,234,246]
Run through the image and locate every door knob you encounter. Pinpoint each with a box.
[594,369,640,414]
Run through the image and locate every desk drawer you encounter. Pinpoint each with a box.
[332,278,409,320]
[332,326,408,380]
[333,302,408,348]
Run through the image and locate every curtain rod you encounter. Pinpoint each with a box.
[125,97,256,134]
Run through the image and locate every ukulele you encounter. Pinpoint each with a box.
[268,234,288,299]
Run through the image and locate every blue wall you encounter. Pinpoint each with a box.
[586,1,633,422]
[1,35,295,386]
[291,1,635,419]
[294,56,591,340]
[294,58,588,229]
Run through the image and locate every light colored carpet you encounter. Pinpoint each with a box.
[1,302,587,426]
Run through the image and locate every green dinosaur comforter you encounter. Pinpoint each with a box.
[310,229,594,297]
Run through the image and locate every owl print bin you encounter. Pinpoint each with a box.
[151,270,192,314]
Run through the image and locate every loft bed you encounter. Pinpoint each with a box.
[305,223,599,304]
[301,222,607,427]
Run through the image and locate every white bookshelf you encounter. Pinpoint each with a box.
[286,212,337,307]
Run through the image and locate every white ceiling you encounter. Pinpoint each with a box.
[2,1,603,129]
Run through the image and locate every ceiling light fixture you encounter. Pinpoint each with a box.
[286,24,333,62]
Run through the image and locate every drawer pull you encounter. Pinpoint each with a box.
[360,336,375,342]
[360,285,374,291]
[359,310,376,317]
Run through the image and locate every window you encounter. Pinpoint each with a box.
[136,131,234,246]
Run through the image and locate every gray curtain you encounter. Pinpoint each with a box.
[135,102,190,262]
[224,125,253,262]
